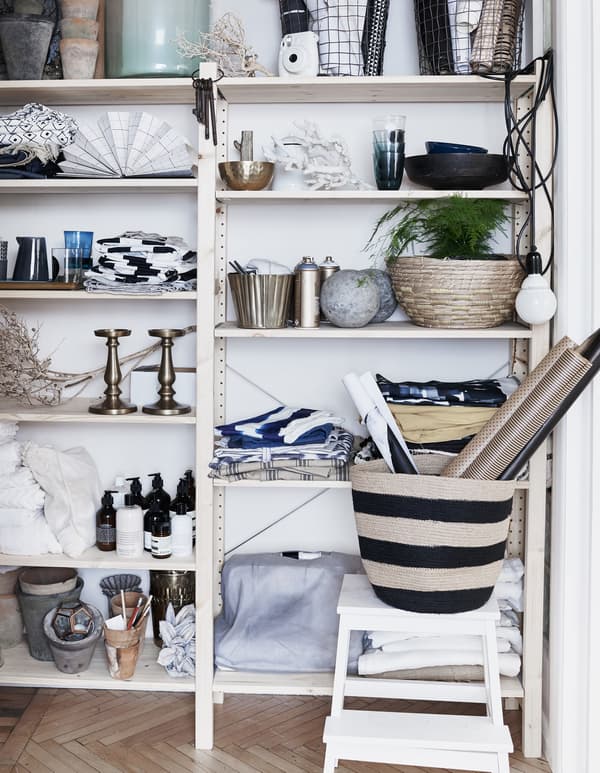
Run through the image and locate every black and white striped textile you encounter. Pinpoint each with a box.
[351,460,515,613]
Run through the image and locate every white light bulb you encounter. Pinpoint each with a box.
[515,272,557,325]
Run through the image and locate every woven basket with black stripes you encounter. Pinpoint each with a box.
[351,460,515,613]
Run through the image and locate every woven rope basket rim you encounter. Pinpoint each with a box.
[389,256,524,328]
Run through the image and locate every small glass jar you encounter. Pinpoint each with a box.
[105,0,209,78]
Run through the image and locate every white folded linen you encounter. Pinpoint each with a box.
[499,608,520,627]
[494,580,523,612]
[379,634,511,654]
[496,625,523,655]
[0,468,45,509]
[498,556,524,583]
[358,647,521,678]
[0,507,61,554]
[0,441,21,474]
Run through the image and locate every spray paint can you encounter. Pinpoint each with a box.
[294,256,320,328]
[318,256,340,320]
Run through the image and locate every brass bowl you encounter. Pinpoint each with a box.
[218,161,274,191]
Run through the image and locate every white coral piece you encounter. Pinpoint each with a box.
[157,603,196,678]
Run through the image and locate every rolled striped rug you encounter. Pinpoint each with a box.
[351,460,515,613]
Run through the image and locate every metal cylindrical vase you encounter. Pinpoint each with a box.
[149,570,195,647]
[229,273,293,329]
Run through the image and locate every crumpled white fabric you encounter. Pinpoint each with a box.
[157,603,196,678]
[23,442,101,558]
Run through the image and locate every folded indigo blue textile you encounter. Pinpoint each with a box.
[376,374,519,407]
[215,406,344,448]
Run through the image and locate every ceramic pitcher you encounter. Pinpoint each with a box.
[12,237,59,281]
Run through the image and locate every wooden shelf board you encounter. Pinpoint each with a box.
[0,398,196,424]
[0,547,195,571]
[214,479,530,490]
[0,642,194,692]
[218,74,537,104]
[0,78,194,106]
[215,321,533,340]
[213,670,523,699]
[0,290,197,300]
[217,189,528,204]
[0,178,197,194]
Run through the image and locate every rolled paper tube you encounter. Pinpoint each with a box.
[470,0,505,73]
[387,424,420,474]
[492,0,523,72]
[443,336,576,477]
[499,328,600,479]
[461,347,591,480]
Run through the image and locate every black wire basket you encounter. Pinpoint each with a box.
[414,0,525,76]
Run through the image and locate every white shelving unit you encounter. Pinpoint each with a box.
[195,65,551,759]
[0,68,550,758]
[0,78,199,698]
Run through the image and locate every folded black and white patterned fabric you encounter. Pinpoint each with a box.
[0,103,78,164]
[216,406,344,448]
[376,374,519,407]
[211,427,354,466]
[209,459,350,482]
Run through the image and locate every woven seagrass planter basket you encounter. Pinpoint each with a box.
[351,460,516,613]
[389,256,524,329]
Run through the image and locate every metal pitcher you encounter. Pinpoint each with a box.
[12,236,58,281]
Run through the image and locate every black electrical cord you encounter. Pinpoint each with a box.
[502,50,558,275]
[478,50,558,275]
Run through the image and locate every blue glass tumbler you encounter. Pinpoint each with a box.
[372,115,406,191]
[64,231,94,270]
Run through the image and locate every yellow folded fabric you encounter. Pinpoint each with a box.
[388,404,497,443]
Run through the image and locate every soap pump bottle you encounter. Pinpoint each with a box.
[143,472,171,511]
[96,490,117,552]
[112,475,129,508]
[184,468,196,502]
[171,478,196,544]
[171,502,193,557]
[116,493,144,558]
[126,476,145,508]
[144,497,168,553]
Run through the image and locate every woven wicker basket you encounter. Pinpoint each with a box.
[389,256,524,329]
[351,460,516,613]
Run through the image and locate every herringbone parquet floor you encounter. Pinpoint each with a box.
[0,687,551,773]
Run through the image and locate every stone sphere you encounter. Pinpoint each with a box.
[359,268,398,323]
[320,269,380,327]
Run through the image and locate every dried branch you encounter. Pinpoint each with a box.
[0,306,196,406]
[176,12,272,78]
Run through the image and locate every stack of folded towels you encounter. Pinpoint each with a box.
[209,405,354,482]
[0,422,60,555]
[358,557,524,680]
[84,230,196,291]
[376,374,519,458]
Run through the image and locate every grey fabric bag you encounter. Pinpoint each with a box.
[214,552,364,673]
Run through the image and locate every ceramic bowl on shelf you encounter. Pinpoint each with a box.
[218,161,274,191]
[404,153,508,190]
[425,141,488,154]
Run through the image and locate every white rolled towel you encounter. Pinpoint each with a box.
[0,508,61,555]
[0,421,18,443]
[358,647,521,677]
[0,468,45,509]
[379,634,511,654]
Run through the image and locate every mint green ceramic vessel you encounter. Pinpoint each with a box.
[105,0,209,78]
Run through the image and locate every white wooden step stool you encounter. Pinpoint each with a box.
[323,574,513,773]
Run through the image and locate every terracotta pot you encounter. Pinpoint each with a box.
[19,567,77,596]
[60,17,98,39]
[0,568,21,595]
[60,38,99,79]
[59,0,99,20]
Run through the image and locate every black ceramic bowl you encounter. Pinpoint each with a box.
[404,153,508,190]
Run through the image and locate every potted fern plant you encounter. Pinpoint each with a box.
[366,196,524,329]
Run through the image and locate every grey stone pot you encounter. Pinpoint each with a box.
[0,14,54,80]
[16,576,84,661]
[42,604,103,674]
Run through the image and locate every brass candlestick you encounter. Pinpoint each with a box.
[89,329,137,415]
[142,328,191,415]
